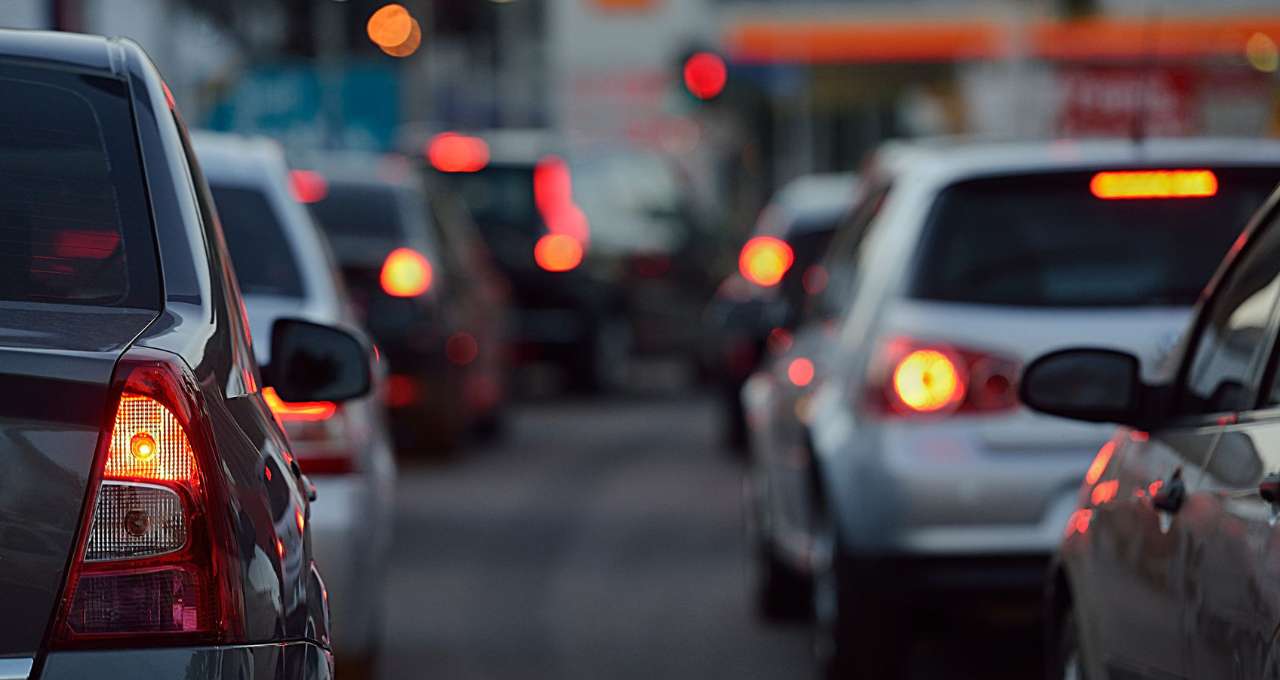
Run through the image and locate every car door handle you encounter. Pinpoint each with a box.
[1152,469,1186,514]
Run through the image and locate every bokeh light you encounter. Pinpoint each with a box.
[683,52,727,100]
[534,234,584,272]
[428,133,490,172]
[381,17,422,58]
[1246,32,1279,73]
[738,236,793,287]
[367,4,414,49]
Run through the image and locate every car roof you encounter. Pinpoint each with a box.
[870,137,1280,185]
[192,132,288,186]
[192,131,348,324]
[0,29,121,74]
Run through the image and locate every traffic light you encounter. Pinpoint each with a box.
[682,51,727,101]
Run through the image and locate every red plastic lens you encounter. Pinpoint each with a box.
[65,567,209,636]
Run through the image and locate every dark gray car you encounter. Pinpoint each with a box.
[0,30,371,680]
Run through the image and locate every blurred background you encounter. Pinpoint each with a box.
[9,0,1280,678]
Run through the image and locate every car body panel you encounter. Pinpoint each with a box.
[196,134,395,658]
[38,641,332,680]
[0,30,330,672]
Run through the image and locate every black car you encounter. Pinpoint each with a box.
[303,155,498,452]
[1022,183,1280,679]
[703,173,859,449]
[424,130,627,392]
[0,30,371,679]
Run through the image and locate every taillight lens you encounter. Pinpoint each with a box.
[864,338,1019,418]
[380,247,433,297]
[263,387,355,476]
[55,350,243,646]
[738,237,794,287]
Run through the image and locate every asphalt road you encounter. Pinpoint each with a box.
[373,392,1042,680]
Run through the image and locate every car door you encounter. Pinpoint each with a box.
[1090,208,1280,679]
[1176,203,1280,679]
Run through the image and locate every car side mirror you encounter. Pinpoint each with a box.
[265,318,372,403]
[1019,348,1144,425]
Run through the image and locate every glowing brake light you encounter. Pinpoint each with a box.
[534,233,584,272]
[427,132,490,173]
[864,338,1019,418]
[380,247,433,297]
[289,170,328,204]
[738,236,794,287]
[788,357,815,387]
[891,349,966,414]
[55,350,243,645]
[263,387,337,422]
[1090,170,1218,200]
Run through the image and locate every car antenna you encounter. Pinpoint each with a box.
[1130,3,1161,146]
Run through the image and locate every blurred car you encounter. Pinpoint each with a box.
[195,133,397,673]
[704,173,860,449]
[304,154,508,451]
[424,129,628,391]
[571,149,719,366]
[744,138,1280,678]
[1023,183,1280,680]
[0,30,372,679]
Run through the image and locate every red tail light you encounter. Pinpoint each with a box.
[427,132,490,173]
[534,233,584,272]
[263,387,354,476]
[738,237,794,287]
[380,247,433,297]
[863,338,1019,418]
[54,349,243,646]
[289,170,329,204]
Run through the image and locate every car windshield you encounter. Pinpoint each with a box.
[911,168,1280,308]
[0,66,157,309]
[210,185,306,298]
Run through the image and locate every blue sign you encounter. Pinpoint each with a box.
[206,61,400,151]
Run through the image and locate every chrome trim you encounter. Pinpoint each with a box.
[0,658,32,680]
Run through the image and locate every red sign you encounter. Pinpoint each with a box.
[1057,67,1196,137]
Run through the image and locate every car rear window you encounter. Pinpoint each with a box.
[0,65,158,308]
[442,165,538,237]
[210,185,305,298]
[310,183,408,243]
[910,168,1280,308]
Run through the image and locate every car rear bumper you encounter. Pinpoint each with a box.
[36,641,332,679]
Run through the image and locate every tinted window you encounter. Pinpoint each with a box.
[0,67,158,308]
[807,184,891,320]
[309,183,406,242]
[442,165,538,236]
[911,169,1280,308]
[210,186,305,298]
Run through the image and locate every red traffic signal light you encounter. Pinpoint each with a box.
[683,52,727,100]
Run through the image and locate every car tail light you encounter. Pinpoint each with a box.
[427,132,490,173]
[263,387,355,476]
[534,234,584,272]
[289,170,328,204]
[863,337,1019,418]
[54,348,243,646]
[738,237,793,287]
[1089,169,1217,200]
[380,247,433,297]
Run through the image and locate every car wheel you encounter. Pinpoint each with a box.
[1049,606,1088,680]
[811,515,905,680]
